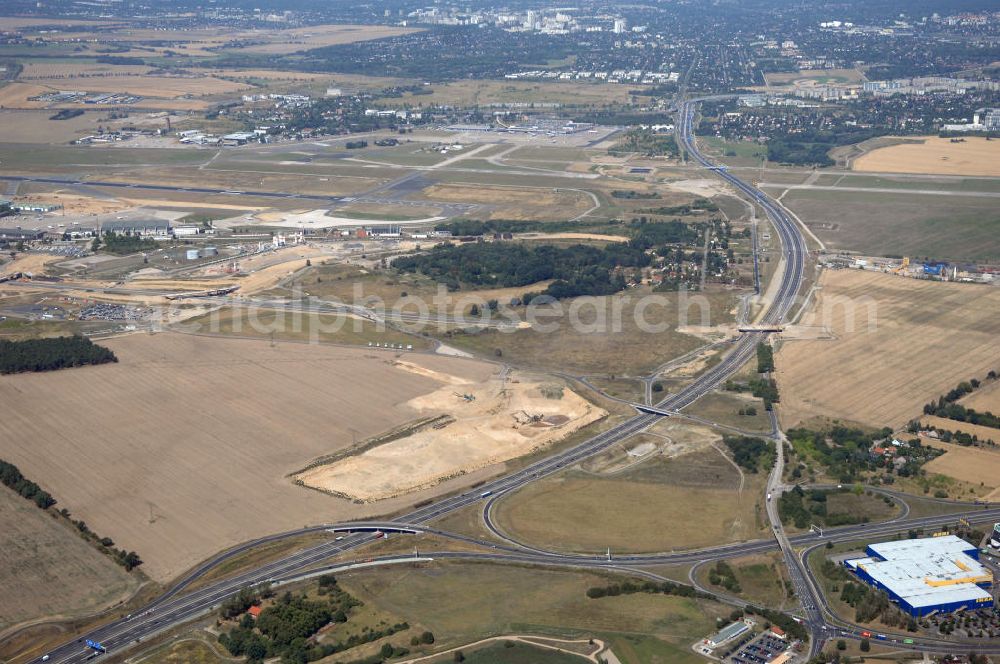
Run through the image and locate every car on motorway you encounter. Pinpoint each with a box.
[861,631,872,638]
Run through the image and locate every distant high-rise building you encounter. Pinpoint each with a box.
[525,10,539,29]
[613,18,627,34]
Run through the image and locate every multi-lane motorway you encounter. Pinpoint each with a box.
[27,101,999,663]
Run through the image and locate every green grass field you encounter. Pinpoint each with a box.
[336,561,727,664]
[607,634,707,664]
[0,143,207,169]
[133,639,229,664]
[700,137,766,167]
[830,174,1000,193]
[780,188,1000,261]
[441,289,738,376]
[682,391,773,433]
[699,553,791,609]
[179,306,431,350]
[492,443,768,553]
[457,641,588,663]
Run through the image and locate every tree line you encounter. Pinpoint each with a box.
[924,401,1000,431]
[756,342,774,373]
[922,373,1000,431]
[586,578,711,600]
[1,457,142,571]
[0,335,118,374]
[0,458,56,508]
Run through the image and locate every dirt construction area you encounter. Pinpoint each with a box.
[852,136,1000,177]
[0,332,539,582]
[776,269,1000,429]
[295,367,605,501]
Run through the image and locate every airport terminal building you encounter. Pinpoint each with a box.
[845,535,994,617]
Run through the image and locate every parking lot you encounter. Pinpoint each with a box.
[728,632,789,664]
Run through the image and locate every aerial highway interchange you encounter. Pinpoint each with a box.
[28,99,1000,664]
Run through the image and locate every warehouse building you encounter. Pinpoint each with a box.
[101,219,171,237]
[0,227,46,241]
[703,619,751,648]
[844,535,993,616]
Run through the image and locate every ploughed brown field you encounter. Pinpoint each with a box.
[777,269,1000,429]
[853,136,1000,177]
[0,333,498,581]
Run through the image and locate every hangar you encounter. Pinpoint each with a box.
[845,535,993,617]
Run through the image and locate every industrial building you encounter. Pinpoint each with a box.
[14,202,62,213]
[0,227,45,241]
[844,535,994,617]
[703,619,751,648]
[101,219,171,237]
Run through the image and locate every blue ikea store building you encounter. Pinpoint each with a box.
[844,535,994,617]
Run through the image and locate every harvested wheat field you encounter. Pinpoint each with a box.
[0,332,502,582]
[920,438,1000,500]
[0,82,52,109]
[853,136,1000,177]
[0,486,141,631]
[296,367,605,501]
[776,269,1000,429]
[921,416,1000,443]
[959,378,1000,414]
